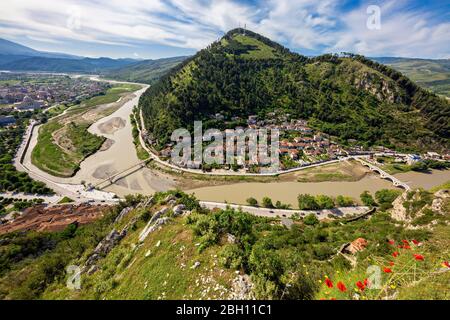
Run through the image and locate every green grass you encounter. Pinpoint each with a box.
[83,84,141,108]
[32,121,105,177]
[58,196,74,204]
[297,172,354,183]
[430,181,450,192]
[31,122,77,177]
[232,34,277,60]
[43,216,234,300]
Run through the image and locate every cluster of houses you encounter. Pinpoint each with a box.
[154,113,347,171]
[0,74,108,112]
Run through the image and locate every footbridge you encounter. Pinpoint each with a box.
[354,157,411,191]
[92,158,152,190]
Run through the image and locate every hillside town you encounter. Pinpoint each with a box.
[152,111,450,173]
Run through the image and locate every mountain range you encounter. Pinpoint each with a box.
[140,28,450,153]
[0,38,185,79]
[372,57,450,98]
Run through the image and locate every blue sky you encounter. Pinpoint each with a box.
[0,0,449,59]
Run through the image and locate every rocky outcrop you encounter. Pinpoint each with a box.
[229,275,255,300]
[391,193,409,222]
[431,190,450,214]
[173,204,186,216]
[84,229,126,271]
[391,189,449,226]
[114,207,133,223]
[353,72,399,104]
[138,207,170,242]
[139,217,170,243]
[344,238,368,255]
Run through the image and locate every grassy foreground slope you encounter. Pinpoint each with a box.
[31,83,142,177]
[141,29,450,153]
[0,188,448,300]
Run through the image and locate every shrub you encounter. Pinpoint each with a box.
[262,197,274,209]
[360,191,377,207]
[298,194,319,210]
[246,197,258,207]
[304,214,319,226]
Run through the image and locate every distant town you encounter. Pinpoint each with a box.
[0,72,109,126]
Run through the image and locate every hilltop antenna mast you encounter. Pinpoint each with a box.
[244,24,247,36]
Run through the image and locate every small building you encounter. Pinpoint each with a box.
[0,115,16,126]
[406,154,422,165]
[426,152,441,160]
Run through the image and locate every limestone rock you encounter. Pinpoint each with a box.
[345,238,368,255]
[173,204,186,216]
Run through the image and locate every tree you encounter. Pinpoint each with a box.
[375,189,401,206]
[304,213,319,226]
[298,194,319,210]
[246,197,258,207]
[262,197,274,209]
[360,191,377,207]
[315,195,335,209]
[336,195,355,207]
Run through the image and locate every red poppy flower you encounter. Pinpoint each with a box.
[337,281,347,292]
[383,267,392,273]
[403,244,411,250]
[388,240,395,245]
[325,278,333,288]
[443,261,450,268]
[402,240,409,245]
[330,298,337,300]
[412,239,420,245]
[356,281,366,291]
[392,251,399,258]
[414,254,424,261]
[389,261,395,266]
[364,278,369,287]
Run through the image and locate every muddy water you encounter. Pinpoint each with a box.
[188,175,396,207]
[72,85,176,196]
[394,169,450,190]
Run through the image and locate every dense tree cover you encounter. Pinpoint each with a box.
[0,112,53,194]
[140,29,449,152]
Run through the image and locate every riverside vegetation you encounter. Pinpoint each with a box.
[0,186,448,300]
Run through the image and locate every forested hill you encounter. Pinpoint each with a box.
[140,28,450,152]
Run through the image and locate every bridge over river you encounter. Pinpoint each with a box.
[353,157,411,191]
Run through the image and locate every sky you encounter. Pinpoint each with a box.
[0,0,449,59]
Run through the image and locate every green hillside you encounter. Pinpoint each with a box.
[103,56,187,84]
[140,29,450,153]
[0,189,448,300]
[374,57,450,98]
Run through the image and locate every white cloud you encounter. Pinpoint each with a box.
[0,0,448,58]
